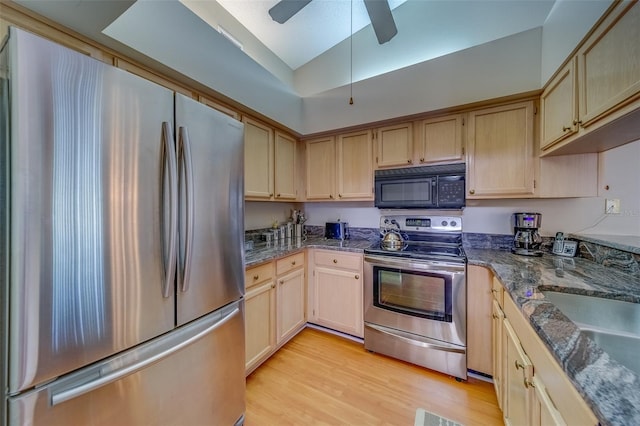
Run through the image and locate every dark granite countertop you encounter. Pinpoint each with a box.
[244,237,372,267]
[466,248,640,426]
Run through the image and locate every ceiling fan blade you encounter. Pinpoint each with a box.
[363,0,398,44]
[268,0,313,24]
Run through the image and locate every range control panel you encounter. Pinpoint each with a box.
[381,215,462,233]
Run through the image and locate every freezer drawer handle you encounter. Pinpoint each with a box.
[178,126,195,293]
[50,306,240,407]
[162,121,178,298]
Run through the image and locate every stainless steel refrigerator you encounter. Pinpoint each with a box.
[0,27,246,425]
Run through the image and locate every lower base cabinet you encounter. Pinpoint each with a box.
[245,252,306,375]
[308,249,364,338]
[494,278,598,426]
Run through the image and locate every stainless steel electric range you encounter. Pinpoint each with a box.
[363,215,467,380]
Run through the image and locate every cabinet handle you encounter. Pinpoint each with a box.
[407,159,412,164]
[333,259,338,264]
[329,194,334,199]
[276,193,281,197]
[562,126,572,131]
[271,283,276,289]
[469,189,475,195]
[524,378,535,389]
[573,119,583,126]
[279,280,284,285]
[339,193,342,198]
[491,289,498,294]
[419,158,425,163]
[253,275,259,280]
[515,360,525,370]
[492,314,499,319]
[291,260,296,266]
[269,193,274,197]
[355,275,359,279]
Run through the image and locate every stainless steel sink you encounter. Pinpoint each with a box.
[542,291,640,375]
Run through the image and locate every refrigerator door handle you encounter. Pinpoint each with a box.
[178,126,195,293]
[162,121,178,298]
[50,304,240,407]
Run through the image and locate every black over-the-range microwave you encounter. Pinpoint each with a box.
[374,163,466,209]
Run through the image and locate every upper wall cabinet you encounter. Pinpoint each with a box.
[244,118,298,201]
[417,114,465,165]
[466,101,535,198]
[305,136,336,200]
[198,95,240,120]
[305,130,374,201]
[274,131,297,200]
[374,123,413,168]
[337,130,374,200]
[541,1,640,156]
[244,117,275,200]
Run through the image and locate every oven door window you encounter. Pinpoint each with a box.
[372,266,452,322]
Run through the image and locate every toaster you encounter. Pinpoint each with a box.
[325,221,350,240]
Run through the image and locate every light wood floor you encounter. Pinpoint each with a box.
[245,327,503,425]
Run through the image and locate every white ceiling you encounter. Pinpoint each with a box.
[180,0,558,96]
[215,0,408,70]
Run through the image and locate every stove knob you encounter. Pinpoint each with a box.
[450,220,457,227]
[441,220,447,227]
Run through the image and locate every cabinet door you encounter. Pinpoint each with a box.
[466,265,493,376]
[311,267,363,337]
[418,114,464,164]
[305,137,336,200]
[467,101,535,198]
[375,123,413,168]
[578,1,640,128]
[337,130,374,200]
[503,319,533,426]
[492,299,505,411]
[274,131,297,200]
[244,280,276,373]
[540,59,578,150]
[530,376,567,426]
[244,117,274,199]
[277,268,306,344]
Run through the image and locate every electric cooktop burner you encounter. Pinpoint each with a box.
[365,215,466,263]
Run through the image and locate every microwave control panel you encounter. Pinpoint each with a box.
[438,177,465,207]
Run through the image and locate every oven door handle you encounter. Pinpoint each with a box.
[364,255,465,273]
[365,323,466,354]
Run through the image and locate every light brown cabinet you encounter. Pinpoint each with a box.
[305,131,373,201]
[244,262,276,374]
[275,253,306,343]
[244,118,298,201]
[417,114,465,164]
[375,123,414,168]
[245,252,306,375]
[492,298,505,411]
[466,101,535,198]
[541,1,640,156]
[466,265,493,376]
[244,117,275,200]
[274,131,298,200]
[308,250,364,337]
[503,319,533,426]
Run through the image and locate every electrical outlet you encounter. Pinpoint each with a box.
[605,199,620,214]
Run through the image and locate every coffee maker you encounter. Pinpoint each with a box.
[512,213,543,256]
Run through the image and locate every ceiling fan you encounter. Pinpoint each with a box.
[268,0,398,45]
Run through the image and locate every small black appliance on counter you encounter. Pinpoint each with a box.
[325,221,349,240]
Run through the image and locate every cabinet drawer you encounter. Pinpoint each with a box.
[492,277,504,307]
[314,250,362,271]
[245,262,275,289]
[276,252,305,276]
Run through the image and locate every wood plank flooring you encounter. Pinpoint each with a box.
[245,327,503,425]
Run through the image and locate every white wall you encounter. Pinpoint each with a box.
[300,28,542,135]
[296,140,640,238]
[540,0,612,85]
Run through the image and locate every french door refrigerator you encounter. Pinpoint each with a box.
[0,27,245,425]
